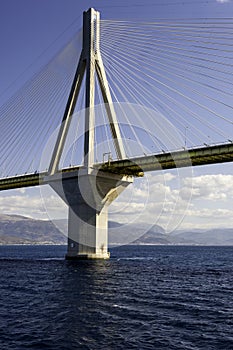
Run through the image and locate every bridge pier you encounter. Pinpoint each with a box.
[48,170,133,259]
[46,8,131,259]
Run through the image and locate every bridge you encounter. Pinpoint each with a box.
[0,8,232,259]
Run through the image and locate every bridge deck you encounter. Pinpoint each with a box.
[0,143,232,191]
[102,143,233,175]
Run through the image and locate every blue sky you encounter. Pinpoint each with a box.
[0,0,232,101]
[0,0,233,232]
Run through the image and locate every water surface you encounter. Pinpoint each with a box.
[0,245,232,349]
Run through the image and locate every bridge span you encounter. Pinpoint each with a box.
[0,143,232,191]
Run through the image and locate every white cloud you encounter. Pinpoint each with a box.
[0,186,67,220]
[15,188,26,194]
[0,173,233,232]
[109,173,233,231]
[216,0,230,3]
[0,194,46,219]
[181,174,233,201]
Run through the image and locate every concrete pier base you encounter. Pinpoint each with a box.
[48,169,133,260]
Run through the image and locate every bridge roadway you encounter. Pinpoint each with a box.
[0,143,232,191]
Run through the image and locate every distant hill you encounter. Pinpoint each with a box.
[0,214,233,245]
[0,214,66,245]
[109,222,233,246]
[108,221,169,246]
[169,229,233,246]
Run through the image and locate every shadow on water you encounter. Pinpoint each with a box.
[45,259,120,349]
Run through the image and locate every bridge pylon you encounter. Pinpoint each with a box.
[47,8,133,259]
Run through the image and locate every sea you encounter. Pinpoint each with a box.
[0,245,232,350]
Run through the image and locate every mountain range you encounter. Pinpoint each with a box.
[0,214,66,245]
[0,214,233,246]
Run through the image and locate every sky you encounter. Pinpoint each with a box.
[0,0,233,233]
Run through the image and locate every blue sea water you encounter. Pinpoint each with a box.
[0,245,233,350]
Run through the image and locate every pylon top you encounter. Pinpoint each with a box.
[48,6,125,175]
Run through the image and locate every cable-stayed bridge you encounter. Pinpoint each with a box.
[0,8,232,258]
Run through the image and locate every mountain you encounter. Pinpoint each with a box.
[0,214,66,245]
[0,216,167,245]
[169,228,233,246]
[108,221,233,246]
[0,214,233,245]
[108,222,169,246]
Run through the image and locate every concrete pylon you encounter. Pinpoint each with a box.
[47,8,133,259]
[48,8,125,176]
